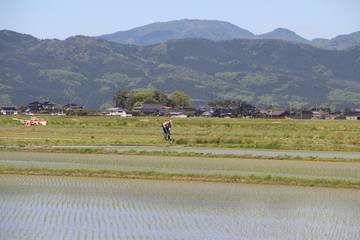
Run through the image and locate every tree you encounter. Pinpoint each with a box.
[128,91,158,108]
[343,108,352,114]
[168,91,192,109]
[112,90,128,109]
[113,89,192,110]
[17,105,27,113]
[154,89,173,106]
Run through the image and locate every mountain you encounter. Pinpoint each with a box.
[99,19,254,46]
[0,30,40,52]
[312,31,360,50]
[1,30,360,110]
[98,19,359,50]
[256,28,310,44]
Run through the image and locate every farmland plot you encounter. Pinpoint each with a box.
[1,151,360,180]
[1,175,359,240]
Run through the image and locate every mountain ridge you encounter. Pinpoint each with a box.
[97,19,360,50]
[99,19,255,46]
[255,28,310,44]
[1,30,359,110]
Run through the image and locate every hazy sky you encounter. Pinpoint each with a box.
[1,0,359,40]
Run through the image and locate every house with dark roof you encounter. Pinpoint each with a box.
[345,111,360,120]
[240,104,257,114]
[134,104,162,115]
[268,110,289,119]
[292,110,314,119]
[63,103,84,110]
[197,111,214,118]
[0,107,19,115]
[169,109,188,118]
[26,101,43,113]
[25,101,57,114]
[42,102,56,111]
[213,108,235,118]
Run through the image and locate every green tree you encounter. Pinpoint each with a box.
[112,90,128,109]
[168,91,192,109]
[126,91,158,110]
[154,89,173,106]
[343,108,352,114]
[17,105,27,113]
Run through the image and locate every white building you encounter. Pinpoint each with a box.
[105,108,127,116]
[345,111,360,120]
[0,107,19,115]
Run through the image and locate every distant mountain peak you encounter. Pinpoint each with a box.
[273,28,295,33]
[96,19,359,49]
[312,31,360,50]
[256,28,310,44]
[98,19,254,45]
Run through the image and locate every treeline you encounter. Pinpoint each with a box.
[112,90,193,110]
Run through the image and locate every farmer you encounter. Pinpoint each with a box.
[162,120,172,141]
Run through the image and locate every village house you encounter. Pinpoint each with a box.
[212,108,235,118]
[134,104,163,115]
[104,108,127,116]
[42,102,56,111]
[25,101,57,115]
[168,109,188,118]
[239,104,257,117]
[63,103,84,111]
[0,106,19,115]
[268,110,290,119]
[196,110,214,118]
[292,110,314,119]
[181,108,197,115]
[345,111,360,120]
[26,101,43,114]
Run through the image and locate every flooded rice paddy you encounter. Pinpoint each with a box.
[48,145,360,159]
[1,175,359,240]
[1,150,359,239]
[1,151,360,180]
[117,147,360,159]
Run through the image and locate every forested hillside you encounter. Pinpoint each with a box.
[1,30,360,110]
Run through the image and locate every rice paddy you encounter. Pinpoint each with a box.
[1,151,359,181]
[1,175,359,239]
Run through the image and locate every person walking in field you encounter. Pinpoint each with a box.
[162,120,172,141]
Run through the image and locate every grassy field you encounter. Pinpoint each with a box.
[1,115,359,151]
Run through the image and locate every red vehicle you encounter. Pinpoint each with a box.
[13,118,48,126]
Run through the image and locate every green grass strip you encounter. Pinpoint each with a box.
[1,166,359,189]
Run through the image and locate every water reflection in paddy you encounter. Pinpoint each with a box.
[1,175,359,239]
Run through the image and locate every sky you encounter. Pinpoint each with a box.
[0,0,359,40]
